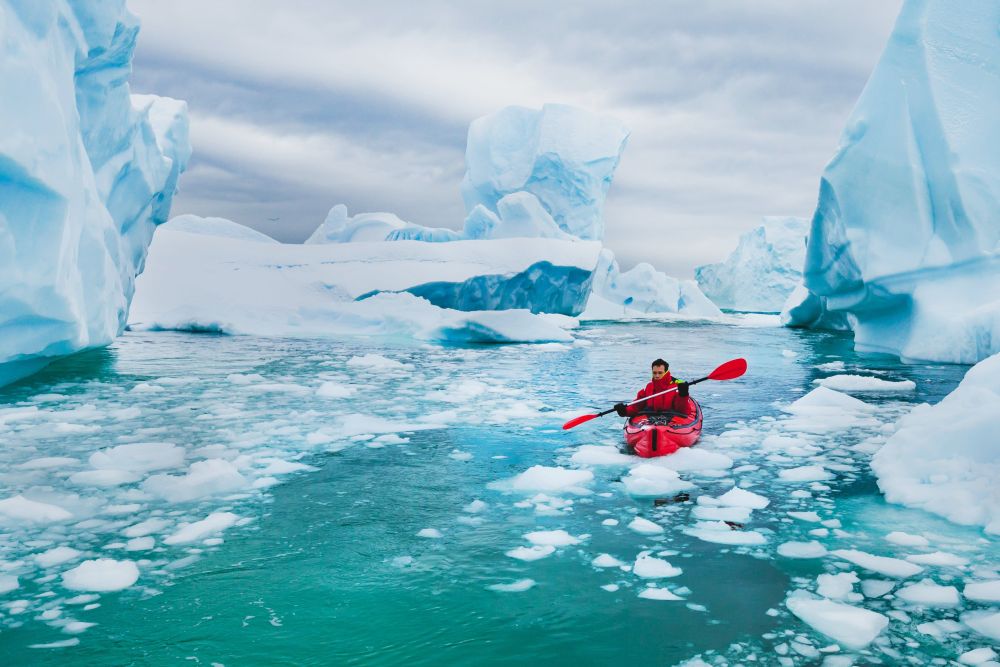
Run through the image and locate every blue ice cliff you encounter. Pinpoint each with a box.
[0,1,190,385]
[695,217,807,313]
[783,0,1000,363]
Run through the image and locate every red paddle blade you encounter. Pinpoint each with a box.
[562,413,599,430]
[708,358,748,381]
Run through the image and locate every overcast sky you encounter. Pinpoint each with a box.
[129,0,902,278]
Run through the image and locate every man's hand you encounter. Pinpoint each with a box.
[613,403,628,417]
[676,382,689,397]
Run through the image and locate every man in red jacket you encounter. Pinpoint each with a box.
[613,358,689,417]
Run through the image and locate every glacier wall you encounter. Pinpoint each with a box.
[0,1,190,385]
[696,217,807,313]
[784,0,1000,363]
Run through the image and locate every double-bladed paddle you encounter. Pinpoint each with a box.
[561,357,748,430]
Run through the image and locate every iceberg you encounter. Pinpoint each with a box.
[783,0,1000,363]
[872,351,1000,535]
[461,104,629,240]
[581,249,723,320]
[695,217,807,313]
[128,221,595,342]
[0,1,190,386]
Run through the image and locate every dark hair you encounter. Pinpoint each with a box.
[651,358,669,370]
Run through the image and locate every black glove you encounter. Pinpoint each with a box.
[613,403,628,417]
[676,382,689,397]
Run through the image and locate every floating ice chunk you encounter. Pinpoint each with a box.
[785,595,888,650]
[17,457,80,470]
[861,580,894,599]
[463,500,487,514]
[89,442,185,472]
[905,551,969,567]
[963,611,1000,642]
[965,580,1000,603]
[0,496,72,523]
[570,445,633,466]
[693,506,752,522]
[123,518,171,538]
[830,549,923,578]
[346,354,413,372]
[815,361,846,372]
[592,554,627,568]
[69,470,142,487]
[817,572,858,600]
[142,460,248,502]
[685,521,766,546]
[812,375,915,392]
[125,537,155,551]
[633,554,682,578]
[783,387,875,415]
[316,382,356,399]
[260,460,316,475]
[506,545,555,561]
[896,580,960,607]
[778,541,828,559]
[601,584,620,592]
[448,450,473,461]
[164,513,239,545]
[28,639,80,649]
[622,464,695,497]
[0,575,18,594]
[487,579,535,593]
[492,466,593,495]
[417,528,443,539]
[61,559,139,592]
[788,511,822,523]
[959,647,998,665]
[885,531,929,547]
[779,466,833,483]
[524,530,581,547]
[715,487,769,509]
[652,449,732,471]
[638,587,683,601]
[35,547,82,568]
[628,517,664,535]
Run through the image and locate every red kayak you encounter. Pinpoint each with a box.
[623,398,703,458]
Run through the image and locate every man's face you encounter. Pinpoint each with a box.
[651,365,668,379]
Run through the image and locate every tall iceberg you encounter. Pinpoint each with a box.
[695,217,807,313]
[0,1,190,385]
[461,104,629,241]
[784,0,1000,363]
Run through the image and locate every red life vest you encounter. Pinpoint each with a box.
[625,373,689,415]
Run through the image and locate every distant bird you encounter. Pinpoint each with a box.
[267,217,280,222]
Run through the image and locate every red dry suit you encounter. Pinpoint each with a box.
[625,373,689,416]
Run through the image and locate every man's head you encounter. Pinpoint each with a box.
[651,358,669,379]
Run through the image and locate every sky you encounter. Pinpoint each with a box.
[129,0,903,278]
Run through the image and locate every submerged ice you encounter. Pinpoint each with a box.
[0,0,190,387]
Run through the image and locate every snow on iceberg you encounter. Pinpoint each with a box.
[0,1,190,387]
[871,351,1000,535]
[581,249,723,320]
[783,0,1000,363]
[130,223,595,341]
[695,217,807,313]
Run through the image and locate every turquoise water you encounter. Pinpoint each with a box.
[0,322,993,665]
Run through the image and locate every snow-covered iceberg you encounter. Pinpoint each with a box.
[0,1,190,386]
[784,0,1000,363]
[129,220,595,342]
[872,351,1000,535]
[695,217,807,313]
[581,249,723,320]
